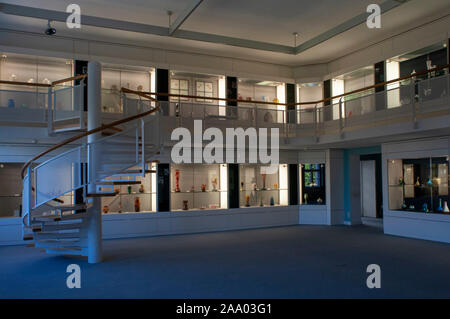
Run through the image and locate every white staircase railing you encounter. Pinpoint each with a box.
[21,87,161,257]
[48,81,86,134]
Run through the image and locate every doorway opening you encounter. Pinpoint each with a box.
[360,154,383,228]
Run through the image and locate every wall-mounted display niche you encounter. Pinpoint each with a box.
[170,164,228,211]
[101,66,153,113]
[299,163,326,205]
[296,82,322,124]
[237,79,285,124]
[169,71,221,103]
[239,164,288,208]
[388,157,449,214]
[101,165,156,214]
[0,53,72,110]
[0,53,72,90]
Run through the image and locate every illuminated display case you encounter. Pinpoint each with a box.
[388,157,449,214]
[102,66,153,113]
[239,164,288,207]
[170,164,228,211]
[101,165,156,214]
[299,163,326,205]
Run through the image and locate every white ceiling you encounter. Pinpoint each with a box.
[0,0,449,66]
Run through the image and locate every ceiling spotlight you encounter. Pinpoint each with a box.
[45,20,56,36]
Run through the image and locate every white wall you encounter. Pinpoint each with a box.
[0,29,294,83]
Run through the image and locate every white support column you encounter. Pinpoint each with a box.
[87,61,102,264]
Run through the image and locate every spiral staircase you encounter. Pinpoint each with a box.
[21,83,162,258]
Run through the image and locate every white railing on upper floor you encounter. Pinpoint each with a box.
[150,72,450,139]
[2,69,449,139]
[0,87,48,123]
[0,81,86,132]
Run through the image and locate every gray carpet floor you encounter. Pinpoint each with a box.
[0,225,449,298]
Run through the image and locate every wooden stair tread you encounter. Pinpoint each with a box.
[46,247,82,252]
[41,222,84,231]
[35,232,82,240]
[34,212,88,221]
[96,181,141,185]
[87,192,117,197]
[23,234,34,241]
[123,169,156,174]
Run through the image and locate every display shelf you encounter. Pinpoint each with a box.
[388,157,449,214]
[171,190,225,194]
[117,192,156,195]
[239,164,288,207]
[240,188,287,192]
[170,164,227,211]
[101,165,156,214]
[299,163,326,205]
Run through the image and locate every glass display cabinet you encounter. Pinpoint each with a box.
[239,164,288,207]
[170,164,227,211]
[101,165,156,214]
[388,157,449,214]
[299,163,326,205]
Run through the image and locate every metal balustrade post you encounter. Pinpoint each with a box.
[447,73,450,106]
[141,118,145,177]
[27,166,32,227]
[339,97,343,135]
[255,104,259,131]
[134,125,139,164]
[314,104,318,138]
[411,82,417,129]
[158,108,162,151]
[80,79,86,129]
[122,92,127,116]
[47,87,53,135]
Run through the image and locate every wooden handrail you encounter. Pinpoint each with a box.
[16,62,450,179]
[137,63,449,107]
[52,74,87,86]
[139,91,285,106]
[0,80,51,88]
[21,87,159,179]
[295,63,450,106]
[0,74,88,89]
[3,63,449,108]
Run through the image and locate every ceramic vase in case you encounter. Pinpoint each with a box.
[443,201,450,213]
[134,197,140,212]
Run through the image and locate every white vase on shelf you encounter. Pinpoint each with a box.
[443,201,449,213]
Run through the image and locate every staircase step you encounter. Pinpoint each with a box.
[45,247,85,256]
[36,240,82,248]
[41,222,84,232]
[23,234,34,241]
[35,232,83,240]
[96,181,141,185]
[103,150,143,155]
[34,212,88,222]
[87,192,117,197]
[103,136,142,144]
[122,169,156,174]
[32,225,42,232]
[57,204,87,212]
